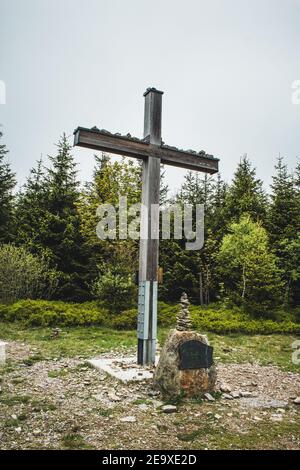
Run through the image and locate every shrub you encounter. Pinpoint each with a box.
[108,304,300,334]
[190,306,300,335]
[0,300,108,327]
[0,300,299,335]
[158,302,177,327]
[111,309,137,330]
[92,271,136,313]
[0,244,58,303]
[109,303,177,330]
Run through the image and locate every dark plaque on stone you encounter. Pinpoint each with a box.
[179,340,213,370]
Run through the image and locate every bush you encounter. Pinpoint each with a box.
[92,271,136,313]
[111,309,137,330]
[0,244,58,303]
[110,303,178,330]
[0,300,108,327]
[0,300,299,335]
[260,307,300,323]
[158,302,177,327]
[190,306,300,335]
[110,302,178,330]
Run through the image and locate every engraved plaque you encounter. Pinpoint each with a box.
[179,340,213,370]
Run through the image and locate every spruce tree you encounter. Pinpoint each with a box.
[268,156,298,246]
[225,155,267,224]
[210,173,228,238]
[267,158,300,305]
[159,165,169,205]
[178,171,214,213]
[43,134,89,301]
[0,130,16,243]
[160,171,216,304]
[16,157,46,252]
[294,159,300,229]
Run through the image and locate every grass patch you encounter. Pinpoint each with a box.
[0,363,16,375]
[0,322,299,372]
[174,417,300,449]
[4,413,28,428]
[163,390,186,407]
[48,369,69,378]
[17,413,28,421]
[97,408,112,417]
[11,377,26,384]
[75,361,95,370]
[177,428,214,442]
[23,353,46,366]
[0,323,136,359]
[31,400,57,412]
[4,418,19,428]
[132,398,153,406]
[0,394,31,405]
[205,420,300,450]
[61,433,94,450]
[207,333,300,372]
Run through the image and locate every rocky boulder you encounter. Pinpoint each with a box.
[153,329,217,399]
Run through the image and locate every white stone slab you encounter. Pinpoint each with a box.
[88,355,159,383]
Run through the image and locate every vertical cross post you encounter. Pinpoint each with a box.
[137,88,163,365]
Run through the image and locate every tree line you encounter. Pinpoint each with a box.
[0,130,299,316]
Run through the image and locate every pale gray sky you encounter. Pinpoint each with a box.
[1,0,299,194]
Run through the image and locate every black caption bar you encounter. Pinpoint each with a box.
[0,449,297,465]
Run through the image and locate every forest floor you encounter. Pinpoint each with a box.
[0,323,299,450]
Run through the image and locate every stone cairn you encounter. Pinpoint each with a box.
[176,292,193,331]
[154,292,217,398]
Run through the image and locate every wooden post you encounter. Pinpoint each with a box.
[137,88,163,365]
[73,86,219,367]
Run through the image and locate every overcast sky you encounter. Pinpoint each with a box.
[1,0,299,194]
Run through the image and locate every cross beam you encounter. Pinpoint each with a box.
[73,131,219,173]
[74,87,219,366]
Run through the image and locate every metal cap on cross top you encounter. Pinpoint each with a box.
[74,86,219,366]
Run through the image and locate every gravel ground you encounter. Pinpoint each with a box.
[0,341,299,450]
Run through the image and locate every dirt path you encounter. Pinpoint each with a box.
[0,341,299,450]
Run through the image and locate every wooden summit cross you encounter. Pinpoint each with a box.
[74,87,219,366]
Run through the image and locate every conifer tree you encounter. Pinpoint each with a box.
[293,159,300,229]
[43,134,89,301]
[159,165,169,205]
[268,156,298,247]
[16,157,46,252]
[267,157,300,305]
[224,155,267,224]
[0,130,16,243]
[160,171,216,303]
[178,171,214,214]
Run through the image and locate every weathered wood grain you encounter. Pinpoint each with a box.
[74,127,219,173]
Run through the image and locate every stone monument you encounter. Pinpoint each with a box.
[154,293,216,398]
